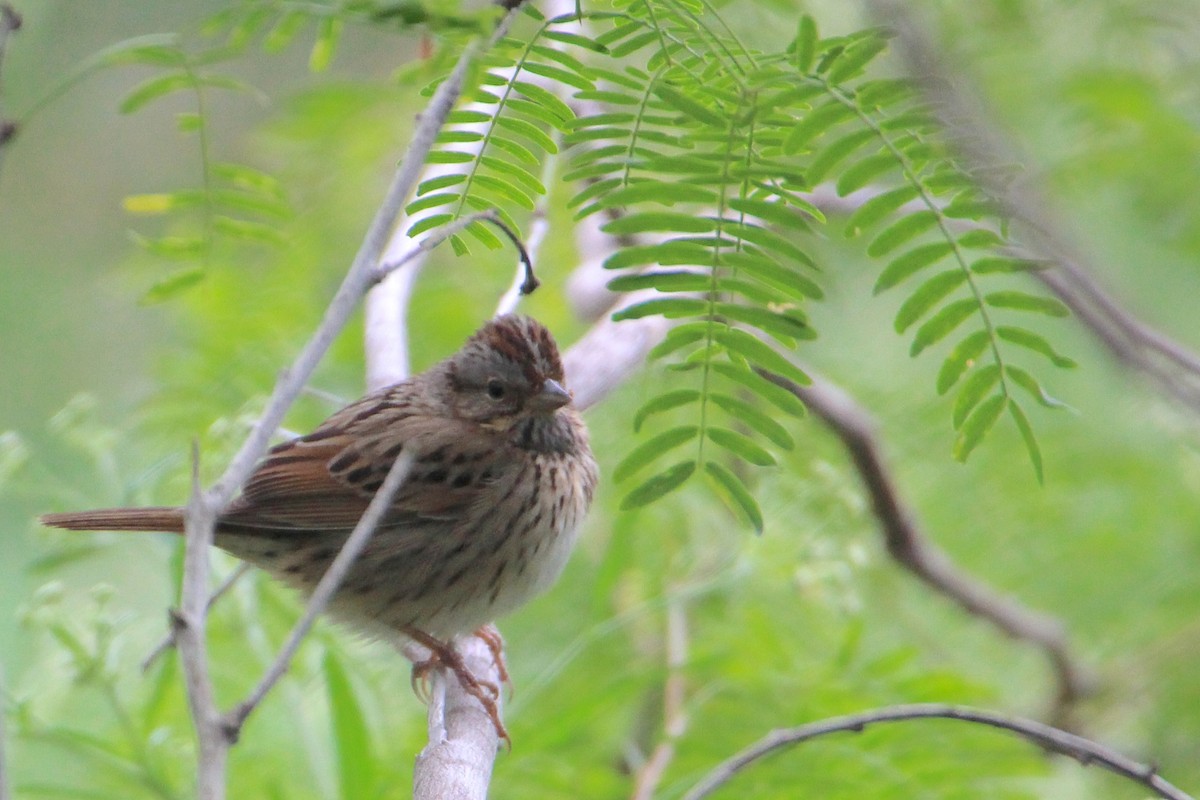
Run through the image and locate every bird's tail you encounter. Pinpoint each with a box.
[41,507,186,533]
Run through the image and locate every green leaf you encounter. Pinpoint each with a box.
[324,651,374,800]
[711,362,808,417]
[894,270,969,333]
[308,17,342,72]
[490,135,539,166]
[541,29,609,53]
[494,115,558,154]
[806,129,876,185]
[405,192,459,215]
[952,363,1002,429]
[828,36,888,83]
[417,173,468,195]
[511,80,574,124]
[612,297,709,321]
[996,326,1077,368]
[142,268,205,303]
[707,427,776,466]
[607,270,710,293]
[523,61,593,92]
[971,256,1042,274]
[427,150,476,164]
[867,210,938,257]
[836,152,897,195]
[712,328,810,387]
[957,229,1006,249]
[709,393,795,449]
[604,240,712,270]
[602,213,716,235]
[263,10,308,53]
[647,322,711,361]
[874,242,955,294]
[936,330,992,395]
[729,196,824,227]
[985,291,1071,317]
[407,212,455,237]
[473,173,537,210]
[1005,365,1073,410]
[844,185,919,237]
[953,394,1006,462]
[705,461,764,534]
[634,390,701,432]
[795,15,818,72]
[785,101,857,154]
[120,73,193,114]
[614,427,700,483]
[621,460,696,509]
[1008,401,1044,484]
[909,298,979,356]
[653,84,725,126]
[714,303,815,343]
[600,181,719,207]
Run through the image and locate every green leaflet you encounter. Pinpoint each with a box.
[614,426,700,483]
[621,460,697,509]
[706,427,777,466]
[705,460,764,534]
[953,394,1006,462]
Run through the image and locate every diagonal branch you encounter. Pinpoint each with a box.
[225,451,416,737]
[757,367,1092,725]
[682,704,1194,800]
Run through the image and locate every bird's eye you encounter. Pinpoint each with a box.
[486,379,506,400]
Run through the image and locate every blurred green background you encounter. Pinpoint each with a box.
[3,1,1200,798]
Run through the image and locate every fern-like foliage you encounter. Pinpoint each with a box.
[415,4,1075,526]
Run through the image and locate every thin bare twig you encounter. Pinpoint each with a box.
[142,563,252,673]
[630,599,690,800]
[682,704,1193,800]
[758,368,1092,724]
[226,452,416,736]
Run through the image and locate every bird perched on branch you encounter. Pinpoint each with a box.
[44,314,598,741]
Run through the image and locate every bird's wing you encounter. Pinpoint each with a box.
[221,390,501,533]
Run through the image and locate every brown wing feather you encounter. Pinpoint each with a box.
[222,384,498,532]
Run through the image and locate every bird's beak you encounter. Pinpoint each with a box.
[531,378,572,412]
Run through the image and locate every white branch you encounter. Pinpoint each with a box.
[413,636,503,799]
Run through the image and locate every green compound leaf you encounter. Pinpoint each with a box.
[614,426,700,483]
[621,460,697,510]
[705,461,764,534]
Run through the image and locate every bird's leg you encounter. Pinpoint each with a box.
[403,627,509,744]
[473,623,511,690]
